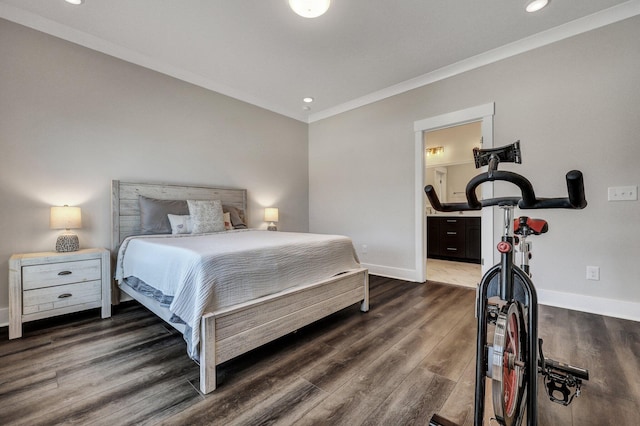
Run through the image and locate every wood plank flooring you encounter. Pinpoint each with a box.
[1,276,638,425]
[426,259,481,289]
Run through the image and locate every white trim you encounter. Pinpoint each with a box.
[414,103,495,132]
[0,307,8,328]
[480,117,495,271]
[1,2,638,124]
[538,289,640,323]
[361,263,418,283]
[309,1,640,123]
[414,130,426,282]
[415,103,495,283]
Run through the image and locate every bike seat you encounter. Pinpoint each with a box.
[514,217,548,235]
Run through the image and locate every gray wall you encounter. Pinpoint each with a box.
[2,15,639,323]
[309,16,640,318]
[0,19,309,321]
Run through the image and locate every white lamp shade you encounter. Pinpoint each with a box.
[289,0,330,18]
[50,206,82,230]
[264,207,279,223]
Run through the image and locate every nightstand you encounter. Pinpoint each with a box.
[8,248,111,339]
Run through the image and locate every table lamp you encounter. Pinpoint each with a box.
[50,205,82,252]
[264,207,279,231]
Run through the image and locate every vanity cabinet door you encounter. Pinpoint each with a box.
[427,218,441,257]
[466,217,481,262]
[427,216,481,263]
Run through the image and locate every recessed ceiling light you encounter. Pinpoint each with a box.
[303,97,314,103]
[65,0,85,4]
[525,0,549,13]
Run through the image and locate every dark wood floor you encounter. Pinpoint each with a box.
[1,276,638,425]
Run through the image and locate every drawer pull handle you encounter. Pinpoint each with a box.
[58,293,72,299]
[446,248,458,251]
[447,232,457,235]
[58,271,73,276]
[446,220,457,223]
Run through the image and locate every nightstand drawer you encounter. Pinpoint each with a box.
[23,280,102,314]
[22,259,101,290]
[9,248,111,339]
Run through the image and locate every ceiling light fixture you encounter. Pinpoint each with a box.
[525,0,549,13]
[303,97,314,103]
[65,0,85,5]
[289,0,331,18]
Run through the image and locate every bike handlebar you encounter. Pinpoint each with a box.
[425,169,587,212]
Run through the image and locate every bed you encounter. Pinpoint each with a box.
[111,180,369,394]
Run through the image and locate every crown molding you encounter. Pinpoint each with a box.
[308,0,640,123]
[2,1,639,125]
[0,3,307,122]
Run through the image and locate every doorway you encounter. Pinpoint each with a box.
[413,103,495,284]
[424,123,482,287]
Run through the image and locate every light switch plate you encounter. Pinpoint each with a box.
[607,186,638,201]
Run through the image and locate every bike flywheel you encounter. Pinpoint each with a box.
[492,301,527,426]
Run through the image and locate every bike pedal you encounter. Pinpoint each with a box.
[544,374,579,406]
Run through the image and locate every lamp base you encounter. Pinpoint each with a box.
[56,234,80,252]
[267,223,278,231]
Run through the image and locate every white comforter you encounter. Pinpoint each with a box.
[116,229,361,357]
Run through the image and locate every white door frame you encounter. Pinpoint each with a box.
[414,103,495,282]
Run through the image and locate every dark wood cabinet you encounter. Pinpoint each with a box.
[427,216,481,263]
[465,218,481,261]
[427,218,440,258]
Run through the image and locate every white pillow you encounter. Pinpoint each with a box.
[187,199,225,234]
[167,214,193,234]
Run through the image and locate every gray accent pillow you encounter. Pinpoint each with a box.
[139,196,189,234]
[188,199,225,233]
[223,205,248,229]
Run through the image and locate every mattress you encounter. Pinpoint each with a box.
[115,229,361,357]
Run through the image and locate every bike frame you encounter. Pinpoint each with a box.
[425,141,587,426]
[474,206,538,426]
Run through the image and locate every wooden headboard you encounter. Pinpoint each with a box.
[111,180,247,254]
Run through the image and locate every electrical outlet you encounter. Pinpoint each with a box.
[361,244,368,254]
[586,266,600,281]
[608,185,638,201]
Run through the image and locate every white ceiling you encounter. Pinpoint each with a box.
[1,0,638,122]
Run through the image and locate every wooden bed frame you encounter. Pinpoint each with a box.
[111,180,369,394]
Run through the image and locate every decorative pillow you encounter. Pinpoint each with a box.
[223,205,248,229]
[167,214,193,234]
[223,212,232,230]
[187,199,225,233]
[139,196,189,234]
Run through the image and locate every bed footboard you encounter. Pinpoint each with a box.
[198,267,368,394]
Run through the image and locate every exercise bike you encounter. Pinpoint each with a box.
[425,141,589,426]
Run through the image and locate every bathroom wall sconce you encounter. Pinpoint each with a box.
[50,205,82,252]
[264,207,279,231]
[426,146,445,156]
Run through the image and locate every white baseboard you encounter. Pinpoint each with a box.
[0,307,8,328]
[362,264,639,323]
[361,263,420,282]
[538,288,640,322]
